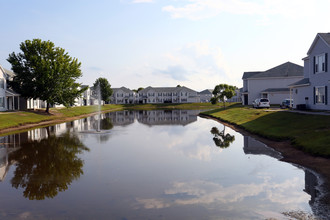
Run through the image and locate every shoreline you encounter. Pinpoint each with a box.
[1,108,330,212]
[199,114,330,209]
[0,108,122,136]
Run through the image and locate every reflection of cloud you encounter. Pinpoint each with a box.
[136,177,309,211]
[164,122,221,161]
[136,198,170,209]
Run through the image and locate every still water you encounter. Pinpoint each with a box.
[0,110,327,219]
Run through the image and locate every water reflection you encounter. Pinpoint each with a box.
[210,126,235,148]
[9,131,89,200]
[243,136,282,159]
[0,133,24,182]
[0,110,328,219]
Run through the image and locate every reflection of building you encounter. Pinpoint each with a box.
[304,169,319,205]
[243,136,282,159]
[106,111,135,126]
[0,133,26,181]
[137,110,199,126]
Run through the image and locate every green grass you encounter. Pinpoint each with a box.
[201,104,330,157]
[0,111,54,130]
[55,104,124,117]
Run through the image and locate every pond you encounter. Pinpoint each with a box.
[0,110,328,220]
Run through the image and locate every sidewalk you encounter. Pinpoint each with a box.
[265,108,330,116]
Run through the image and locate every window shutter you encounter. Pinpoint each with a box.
[326,86,328,105]
[325,53,328,72]
[313,87,316,104]
[313,56,316,74]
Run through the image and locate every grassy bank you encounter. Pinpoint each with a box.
[0,102,224,132]
[201,104,330,157]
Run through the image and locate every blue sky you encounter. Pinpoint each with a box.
[1,0,329,91]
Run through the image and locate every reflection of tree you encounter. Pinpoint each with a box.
[210,126,235,149]
[9,132,89,200]
[100,117,113,130]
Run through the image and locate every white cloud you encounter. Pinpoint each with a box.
[149,41,237,90]
[162,0,316,21]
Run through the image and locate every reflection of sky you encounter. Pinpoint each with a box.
[78,115,312,219]
[0,112,317,219]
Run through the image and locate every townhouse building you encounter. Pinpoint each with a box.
[242,62,303,105]
[290,33,330,110]
[111,87,136,104]
[138,86,200,104]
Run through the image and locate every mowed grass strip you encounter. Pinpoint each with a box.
[201,105,330,157]
[55,104,124,117]
[0,111,53,130]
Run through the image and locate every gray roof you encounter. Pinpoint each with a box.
[260,88,290,93]
[2,68,15,80]
[242,62,303,79]
[5,89,20,96]
[288,78,310,87]
[242,72,261,79]
[139,86,197,94]
[112,87,134,93]
[307,33,330,55]
[199,89,213,94]
[318,33,330,45]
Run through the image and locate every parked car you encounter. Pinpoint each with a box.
[252,98,270,108]
[280,99,293,109]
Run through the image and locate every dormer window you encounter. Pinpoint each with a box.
[314,53,328,73]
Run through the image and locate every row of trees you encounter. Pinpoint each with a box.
[7,39,113,113]
[7,39,237,114]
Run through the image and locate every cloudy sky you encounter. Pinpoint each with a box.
[1,0,329,91]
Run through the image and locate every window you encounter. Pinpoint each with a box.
[314,53,327,73]
[0,79,4,89]
[0,97,4,108]
[315,86,326,104]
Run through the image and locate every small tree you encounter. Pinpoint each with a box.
[93,78,112,105]
[211,84,237,109]
[7,39,86,113]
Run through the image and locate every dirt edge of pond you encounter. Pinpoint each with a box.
[201,115,330,206]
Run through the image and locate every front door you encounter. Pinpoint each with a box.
[244,94,248,105]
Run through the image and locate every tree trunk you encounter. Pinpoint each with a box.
[46,102,50,114]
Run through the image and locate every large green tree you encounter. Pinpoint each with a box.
[7,39,86,113]
[93,77,113,104]
[211,84,237,108]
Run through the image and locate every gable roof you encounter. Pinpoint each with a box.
[112,87,134,93]
[242,62,303,79]
[139,86,197,94]
[288,78,310,88]
[199,89,213,94]
[307,33,330,55]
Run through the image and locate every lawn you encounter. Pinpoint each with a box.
[201,104,330,157]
